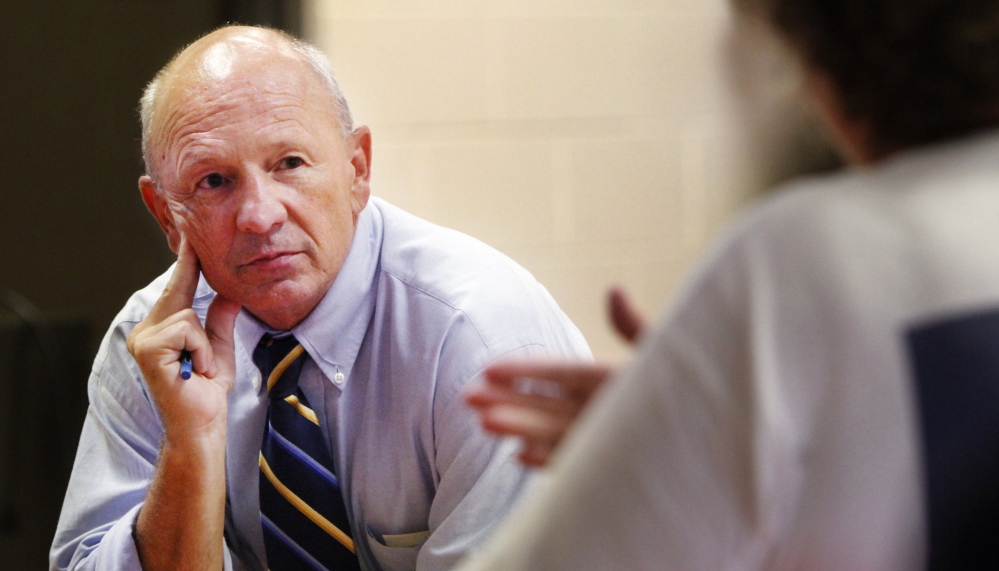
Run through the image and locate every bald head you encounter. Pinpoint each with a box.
[140,26,353,181]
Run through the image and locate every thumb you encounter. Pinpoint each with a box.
[204,293,241,380]
[607,286,646,344]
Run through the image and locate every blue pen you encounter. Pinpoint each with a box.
[179,350,193,380]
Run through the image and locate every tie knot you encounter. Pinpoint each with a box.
[253,333,308,398]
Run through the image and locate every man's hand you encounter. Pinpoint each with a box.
[126,238,242,571]
[466,287,646,467]
[126,238,241,441]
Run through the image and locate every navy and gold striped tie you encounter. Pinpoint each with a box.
[255,333,361,570]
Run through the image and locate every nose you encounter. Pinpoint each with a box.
[235,170,288,234]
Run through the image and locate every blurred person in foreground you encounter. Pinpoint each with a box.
[463,0,999,568]
[50,25,589,571]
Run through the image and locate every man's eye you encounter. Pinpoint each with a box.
[198,173,227,189]
[282,156,304,169]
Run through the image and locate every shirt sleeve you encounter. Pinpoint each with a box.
[49,322,238,571]
[415,320,593,571]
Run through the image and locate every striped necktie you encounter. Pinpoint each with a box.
[255,333,361,571]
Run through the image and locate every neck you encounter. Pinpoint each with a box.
[805,71,888,166]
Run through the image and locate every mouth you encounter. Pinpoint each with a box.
[243,250,300,268]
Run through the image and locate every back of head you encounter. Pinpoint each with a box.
[734,0,999,154]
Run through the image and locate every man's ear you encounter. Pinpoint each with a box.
[139,175,182,253]
[348,126,372,217]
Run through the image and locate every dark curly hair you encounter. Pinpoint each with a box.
[734,0,999,154]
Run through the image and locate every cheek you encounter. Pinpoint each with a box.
[297,175,355,229]
[299,195,356,266]
[170,194,229,230]
[318,196,356,234]
[170,201,235,260]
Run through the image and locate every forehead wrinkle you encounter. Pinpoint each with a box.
[175,136,233,178]
[159,87,263,153]
[151,43,339,180]
[163,74,307,135]
[252,120,307,146]
[171,108,316,182]
[171,97,311,155]
[147,26,329,159]
[152,57,286,137]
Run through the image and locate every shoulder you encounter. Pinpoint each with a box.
[654,166,904,344]
[373,197,536,292]
[731,132,999,252]
[713,136,999,286]
[370,198,589,358]
[696,164,913,283]
[662,136,999,347]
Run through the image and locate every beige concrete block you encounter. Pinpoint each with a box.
[567,137,683,243]
[676,114,762,256]
[527,261,628,359]
[631,14,731,117]
[528,256,688,360]
[308,16,654,125]
[504,237,692,358]
[489,17,645,120]
[412,140,556,251]
[367,141,440,220]
[504,238,665,275]
[301,1,766,356]
[307,0,728,21]
[310,18,506,126]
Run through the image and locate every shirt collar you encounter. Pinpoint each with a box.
[233,201,382,391]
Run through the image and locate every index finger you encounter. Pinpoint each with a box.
[147,236,202,323]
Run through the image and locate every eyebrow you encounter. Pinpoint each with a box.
[177,154,216,175]
[175,140,232,178]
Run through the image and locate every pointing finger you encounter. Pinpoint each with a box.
[147,236,202,324]
[466,384,582,416]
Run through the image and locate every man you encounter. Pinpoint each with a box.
[50,26,589,571]
[462,0,999,568]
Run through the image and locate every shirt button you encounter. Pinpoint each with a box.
[334,372,346,385]
[252,375,260,390]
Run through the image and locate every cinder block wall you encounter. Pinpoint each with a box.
[303,1,833,359]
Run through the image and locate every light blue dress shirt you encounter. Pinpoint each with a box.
[50,197,591,571]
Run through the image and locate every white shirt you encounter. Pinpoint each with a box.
[458,131,999,570]
[51,197,591,571]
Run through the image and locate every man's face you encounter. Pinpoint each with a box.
[141,52,371,330]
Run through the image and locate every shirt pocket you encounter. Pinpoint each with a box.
[365,525,429,570]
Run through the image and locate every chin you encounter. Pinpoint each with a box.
[240,279,327,330]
